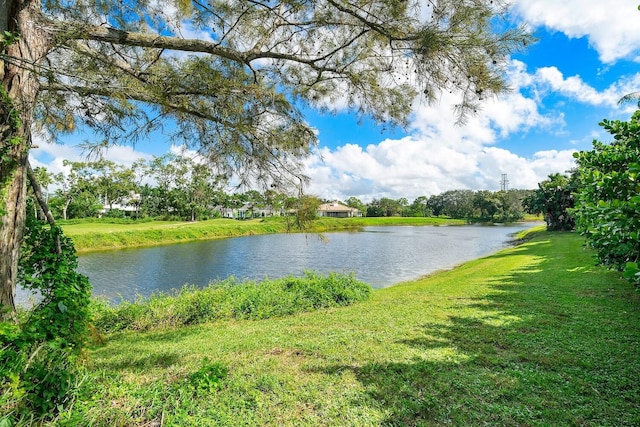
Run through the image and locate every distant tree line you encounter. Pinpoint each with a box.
[346,189,531,222]
[30,154,533,223]
[30,153,291,222]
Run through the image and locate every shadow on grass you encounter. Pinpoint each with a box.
[315,235,640,426]
[90,326,206,372]
[101,350,183,371]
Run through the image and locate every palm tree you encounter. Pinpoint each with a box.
[618,92,640,107]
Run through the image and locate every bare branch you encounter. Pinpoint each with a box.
[26,159,61,255]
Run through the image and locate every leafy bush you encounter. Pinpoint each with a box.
[1,219,91,423]
[59,216,154,225]
[93,271,372,332]
[573,110,640,285]
[522,173,576,231]
[102,208,127,218]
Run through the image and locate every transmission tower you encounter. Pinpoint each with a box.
[500,173,509,191]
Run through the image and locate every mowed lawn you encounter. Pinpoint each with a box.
[70,230,639,426]
[61,218,263,237]
[61,217,466,252]
[62,218,289,252]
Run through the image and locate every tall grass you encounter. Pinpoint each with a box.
[92,271,372,333]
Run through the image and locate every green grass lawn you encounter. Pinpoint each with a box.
[59,230,639,426]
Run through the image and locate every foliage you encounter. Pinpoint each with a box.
[522,173,576,231]
[344,197,368,217]
[1,218,91,422]
[573,111,640,285]
[367,197,406,217]
[185,358,228,396]
[92,271,371,332]
[145,153,225,221]
[33,0,532,147]
[405,195,432,217]
[283,194,322,230]
[50,160,107,220]
[426,189,529,221]
[44,154,533,224]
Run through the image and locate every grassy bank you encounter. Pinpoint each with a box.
[63,216,467,252]
[56,229,639,426]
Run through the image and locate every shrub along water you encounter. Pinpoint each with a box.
[91,271,372,333]
[1,219,91,424]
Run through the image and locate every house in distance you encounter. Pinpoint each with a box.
[317,201,362,218]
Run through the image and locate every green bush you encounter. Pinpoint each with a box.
[1,219,91,423]
[93,272,372,332]
[522,173,576,231]
[573,111,640,286]
[59,216,154,225]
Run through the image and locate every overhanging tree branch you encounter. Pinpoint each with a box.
[42,82,235,125]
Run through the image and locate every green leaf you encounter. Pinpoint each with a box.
[58,301,68,313]
[623,262,639,280]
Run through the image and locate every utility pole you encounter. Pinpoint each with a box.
[500,173,509,191]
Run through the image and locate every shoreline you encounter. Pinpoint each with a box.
[63,216,469,253]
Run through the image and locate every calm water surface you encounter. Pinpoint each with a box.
[17,223,536,305]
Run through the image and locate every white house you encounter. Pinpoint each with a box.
[317,201,362,218]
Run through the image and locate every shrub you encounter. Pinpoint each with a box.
[573,111,640,286]
[93,272,372,332]
[1,219,91,423]
[522,173,576,231]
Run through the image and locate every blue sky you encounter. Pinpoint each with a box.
[32,0,640,202]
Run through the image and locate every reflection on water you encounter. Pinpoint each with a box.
[16,223,536,305]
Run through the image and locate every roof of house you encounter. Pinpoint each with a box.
[318,202,359,212]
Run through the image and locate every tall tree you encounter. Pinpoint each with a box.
[522,173,576,231]
[51,160,103,220]
[87,159,137,212]
[345,196,367,217]
[438,189,475,218]
[0,0,531,312]
[473,190,500,219]
[408,195,431,217]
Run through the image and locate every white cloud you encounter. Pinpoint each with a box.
[512,0,640,63]
[303,60,584,202]
[534,67,635,107]
[305,133,577,202]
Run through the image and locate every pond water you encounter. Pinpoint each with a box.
[16,223,536,306]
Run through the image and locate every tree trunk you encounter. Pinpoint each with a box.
[0,1,50,316]
[0,157,27,316]
[62,199,70,220]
